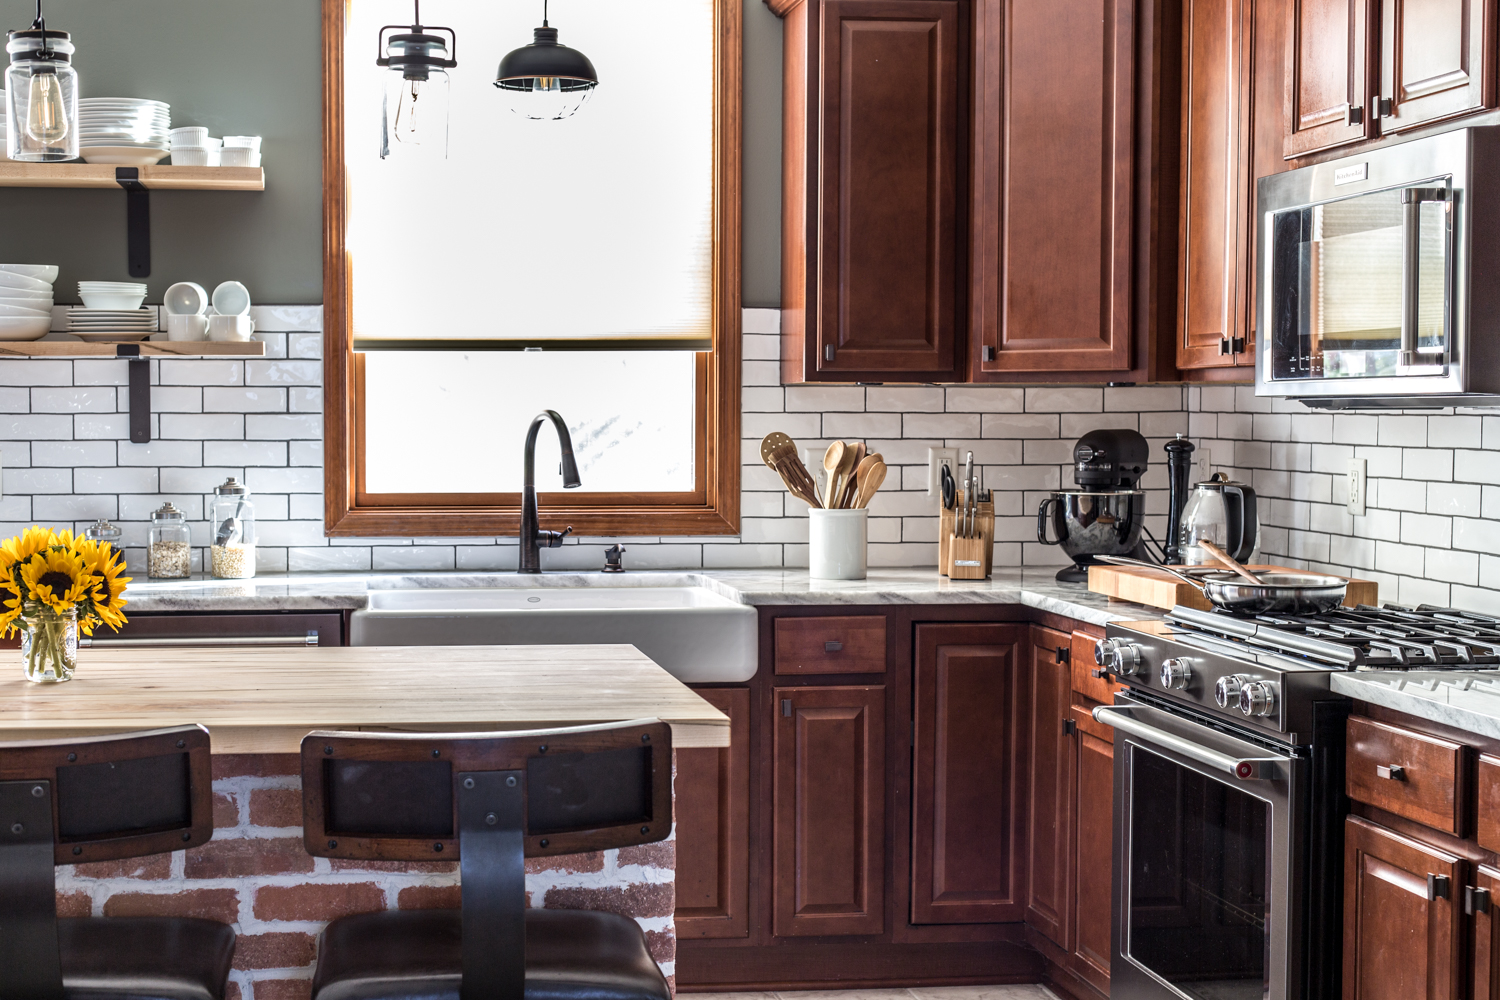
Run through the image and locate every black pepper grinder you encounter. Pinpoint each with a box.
[1163,434,1196,565]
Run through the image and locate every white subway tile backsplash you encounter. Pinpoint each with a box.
[204,388,288,413]
[159,360,243,386]
[906,412,980,438]
[2,414,74,440]
[33,441,114,467]
[246,360,321,386]
[160,414,244,440]
[946,387,1024,412]
[1025,387,1102,413]
[866,386,944,412]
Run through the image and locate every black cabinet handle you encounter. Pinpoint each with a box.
[1055,646,1069,664]
[1376,764,1407,781]
[824,640,843,653]
[1428,873,1451,901]
[1468,886,1492,915]
[1063,719,1077,736]
[781,699,792,718]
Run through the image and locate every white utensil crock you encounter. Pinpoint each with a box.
[808,508,867,580]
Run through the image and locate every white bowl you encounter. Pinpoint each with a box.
[79,147,169,166]
[164,281,209,315]
[0,315,52,341]
[211,281,251,316]
[0,301,49,318]
[0,289,54,302]
[219,147,261,168]
[0,270,51,291]
[170,148,214,167]
[79,281,146,289]
[223,135,262,150]
[79,292,147,311]
[0,264,58,282]
[170,126,208,145]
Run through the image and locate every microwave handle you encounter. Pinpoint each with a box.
[1093,705,1290,780]
[1400,186,1450,367]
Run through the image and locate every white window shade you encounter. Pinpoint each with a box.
[345,0,716,350]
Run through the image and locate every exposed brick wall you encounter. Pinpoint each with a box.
[54,753,677,999]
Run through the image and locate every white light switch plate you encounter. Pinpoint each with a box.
[1192,447,1213,484]
[1347,458,1367,515]
[928,447,958,497]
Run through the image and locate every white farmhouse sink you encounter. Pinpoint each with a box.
[350,586,758,682]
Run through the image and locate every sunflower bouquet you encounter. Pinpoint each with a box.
[0,526,130,683]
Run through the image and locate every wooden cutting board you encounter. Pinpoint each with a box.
[1087,563,1379,612]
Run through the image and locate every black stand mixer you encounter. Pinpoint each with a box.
[1036,429,1153,583]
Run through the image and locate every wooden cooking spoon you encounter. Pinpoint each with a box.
[837,442,867,508]
[822,441,847,508]
[761,432,822,508]
[1198,540,1266,584]
[854,459,888,509]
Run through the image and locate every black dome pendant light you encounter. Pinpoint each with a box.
[493,0,598,120]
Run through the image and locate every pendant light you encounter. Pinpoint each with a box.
[376,0,457,159]
[493,0,598,121]
[4,0,78,162]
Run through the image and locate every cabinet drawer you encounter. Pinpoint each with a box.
[1477,754,1500,853]
[1347,716,1467,835]
[774,616,886,675]
[1069,630,1121,704]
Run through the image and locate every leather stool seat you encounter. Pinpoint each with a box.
[313,909,672,1000]
[58,917,237,1000]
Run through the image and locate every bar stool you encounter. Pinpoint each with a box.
[0,724,234,1000]
[301,719,674,1000]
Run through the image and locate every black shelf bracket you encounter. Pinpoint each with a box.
[120,345,151,443]
[115,168,151,278]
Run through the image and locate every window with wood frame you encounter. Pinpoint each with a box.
[322,0,741,537]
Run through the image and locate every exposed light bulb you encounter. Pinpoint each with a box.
[393,78,423,146]
[26,70,67,143]
[505,77,592,120]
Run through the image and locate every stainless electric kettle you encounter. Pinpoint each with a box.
[1177,473,1258,565]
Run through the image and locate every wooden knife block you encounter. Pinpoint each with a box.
[940,490,994,580]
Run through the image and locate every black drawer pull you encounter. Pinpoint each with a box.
[1428,873,1451,901]
[1468,886,1492,915]
[1055,646,1069,664]
[1063,719,1077,736]
[1376,764,1407,781]
[824,641,843,653]
[781,699,792,718]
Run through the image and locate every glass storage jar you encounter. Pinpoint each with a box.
[209,478,255,579]
[148,502,192,579]
[5,28,79,162]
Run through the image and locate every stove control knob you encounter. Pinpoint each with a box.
[1240,681,1279,718]
[1215,674,1248,709]
[1095,638,1143,676]
[1159,658,1192,690]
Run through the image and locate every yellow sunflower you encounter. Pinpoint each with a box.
[87,554,130,633]
[19,548,91,616]
[0,566,22,637]
[0,526,56,573]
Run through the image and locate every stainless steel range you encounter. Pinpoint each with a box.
[1092,604,1500,1000]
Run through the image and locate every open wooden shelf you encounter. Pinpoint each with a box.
[0,340,266,358]
[0,162,264,191]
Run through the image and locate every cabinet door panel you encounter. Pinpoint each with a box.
[971,0,1135,373]
[816,0,960,376]
[1179,0,1252,369]
[675,687,751,939]
[1284,0,1372,156]
[1026,627,1074,947]
[1072,724,1114,994]
[1381,0,1493,132]
[1342,816,1462,1000]
[773,685,886,937]
[911,623,1025,924]
[1475,866,1500,1000]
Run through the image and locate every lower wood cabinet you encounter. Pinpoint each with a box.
[773,684,887,937]
[1474,866,1500,998]
[1027,626,1074,946]
[1343,815,1463,1000]
[1071,705,1115,994]
[911,622,1026,924]
[676,687,751,939]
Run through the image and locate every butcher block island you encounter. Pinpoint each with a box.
[6,643,725,996]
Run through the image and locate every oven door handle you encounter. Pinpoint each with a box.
[1092,705,1290,780]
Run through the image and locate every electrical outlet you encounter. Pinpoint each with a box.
[928,447,959,497]
[1347,458,1367,516]
[1192,447,1213,484]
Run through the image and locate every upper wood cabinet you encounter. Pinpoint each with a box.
[911,623,1026,924]
[968,0,1137,376]
[777,0,964,382]
[1284,0,1373,155]
[1378,0,1495,132]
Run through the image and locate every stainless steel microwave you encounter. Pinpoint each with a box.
[1256,127,1500,408]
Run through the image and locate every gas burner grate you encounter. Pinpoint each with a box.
[1165,604,1500,670]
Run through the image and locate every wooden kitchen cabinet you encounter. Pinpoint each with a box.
[1472,866,1500,999]
[1342,815,1463,1000]
[1283,0,1373,156]
[1026,627,1074,948]
[1070,704,1115,996]
[676,687,752,939]
[775,0,964,382]
[910,623,1026,924]
[1378,0,1495,134]
[773,684,887,937]
[968,0,1137,376]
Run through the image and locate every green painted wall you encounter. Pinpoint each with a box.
[0,0,783,307]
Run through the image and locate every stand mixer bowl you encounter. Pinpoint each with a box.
[1037,489,1147,581]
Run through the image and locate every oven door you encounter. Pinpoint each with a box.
[1096,699,1305,1000]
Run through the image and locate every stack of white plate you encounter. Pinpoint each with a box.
[79,98,170,166]
[78,280,147,310]
[67,306,156,342]
[0,264,57,341]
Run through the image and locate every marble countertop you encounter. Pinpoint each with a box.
[1333,671,1500,742]
[125,567,1164,627]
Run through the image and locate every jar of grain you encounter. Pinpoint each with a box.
[209,478,256,579]
[148,503,192,579]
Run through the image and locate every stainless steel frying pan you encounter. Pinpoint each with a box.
[1096,556,1349,615]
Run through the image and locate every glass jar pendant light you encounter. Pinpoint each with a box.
[5,0,78,162]
[376,0,457,159]
[494,0,598,121]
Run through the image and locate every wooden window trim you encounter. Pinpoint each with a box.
[321,0,742,537]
